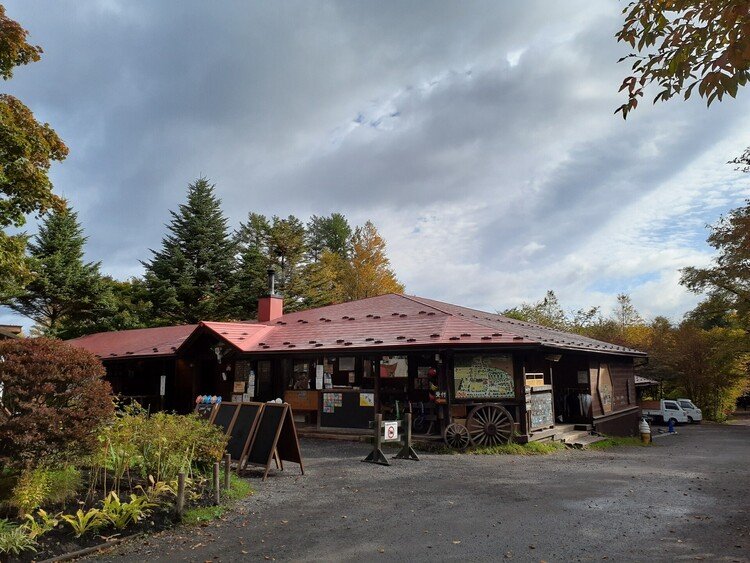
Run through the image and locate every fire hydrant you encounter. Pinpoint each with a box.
[639,418,651,444]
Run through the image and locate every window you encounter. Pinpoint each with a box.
[665,402,678,410]
[679,400,693,409]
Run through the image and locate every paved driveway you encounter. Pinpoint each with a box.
[98,423,750,562]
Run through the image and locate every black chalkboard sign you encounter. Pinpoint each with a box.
[212,403,240,434]
[194,403,216,421]
[243,403,304,480]
[246,404,284,466]
[319,391,374,429]
[226,403,263,462]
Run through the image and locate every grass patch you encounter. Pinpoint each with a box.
[182,505,225,525]
[469,441,566,455]
[588,436,649,449]
[182,474,253,526]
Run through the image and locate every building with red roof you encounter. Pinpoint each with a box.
[68,291,646,442]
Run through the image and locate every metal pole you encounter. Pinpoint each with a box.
[375,412,382,451]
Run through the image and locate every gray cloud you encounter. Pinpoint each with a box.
[1,0,749,331]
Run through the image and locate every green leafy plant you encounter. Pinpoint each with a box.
[137,476,176,504]
[61,507,105,537]
[23,509,61,539]
[101,492,155,530]
[0,520,38,556]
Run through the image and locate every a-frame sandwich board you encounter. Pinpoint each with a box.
[241,403,304,481]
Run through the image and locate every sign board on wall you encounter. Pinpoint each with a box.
[454,354,514,399]
[159,375,166,397]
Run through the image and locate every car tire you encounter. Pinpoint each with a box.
[688,416,694,424]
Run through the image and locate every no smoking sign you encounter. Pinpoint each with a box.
[383,421,399,442]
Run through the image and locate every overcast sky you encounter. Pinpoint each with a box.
[2,1,750,331]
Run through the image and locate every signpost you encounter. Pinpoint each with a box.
[363,413,420,466]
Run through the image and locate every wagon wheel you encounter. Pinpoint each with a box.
[443,422,471,450]
[466,404,513,446]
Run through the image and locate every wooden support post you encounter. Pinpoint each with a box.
[176,472,186,518]
[362,413,390,466]
[213,462,220,505]
[394,412,420,461]
[223,453,231,490]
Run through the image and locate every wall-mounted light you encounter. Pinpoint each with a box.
[212,343,227,363]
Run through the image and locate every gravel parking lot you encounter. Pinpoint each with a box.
[97,423,749,562]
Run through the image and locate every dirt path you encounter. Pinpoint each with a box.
[95,423,750,562]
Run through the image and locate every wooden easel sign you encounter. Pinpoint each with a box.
[242,403,304,481]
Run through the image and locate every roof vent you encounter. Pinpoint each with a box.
[406,338,416,342]
[288,344,296,348]
[258,342,265,346]
[391,313,399,316]
[344,341,352,346]
[366,314,373,318]
[315,343,323,347]
[126,351,133,355]
[320,317,327,321]
[492,333,502,337]
[301,320,308,324]
[373,315,381,319]
[336,339,345,344]
[325,319,332,323]
[460,333,471,337]
[242,332,248,336]
[399,314,407,318]
[221,331,228,335]
[481,336,491,340]
[513,336,523,340]
[348,317,355,321]
[418,310,427,315]
[298,319,305,323]
[342,316,350,320]
[430,333,440,338]
[449,336,460,341]
[396,336,406,340]
[365,337,374,342]
[153,348,158,352]
[427,312,436,316]
[309,340,316,344]
[374,340,383,344]
[283,341,291,345]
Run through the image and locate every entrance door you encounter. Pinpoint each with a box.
[255,360,273,401]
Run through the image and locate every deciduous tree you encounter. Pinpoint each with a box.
[0,6,68,297]
[340,221,404,300]
[616,0,750,117]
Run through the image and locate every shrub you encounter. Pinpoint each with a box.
[0,338,115,469]
[98,407,227,484]
[45,466,81,505]
[100,491,155,529]
[9,468,51,516]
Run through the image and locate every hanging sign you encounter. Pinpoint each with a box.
[160,375,166,397]
[383,421,399,442]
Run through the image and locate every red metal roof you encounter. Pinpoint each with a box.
[68,294,646,359]
[67,324,196,359]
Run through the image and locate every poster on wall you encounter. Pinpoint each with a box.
[597,363,613,414]
[380,356,408,378]
[453,354,515,399]
[359,392,374,407]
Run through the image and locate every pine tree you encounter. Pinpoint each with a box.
[306,213,352,261]
[143,178,237,323]
[340,221,404,300]
[234,213,272,318]
[5,205,106,337]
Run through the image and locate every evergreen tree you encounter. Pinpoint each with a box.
[143,178,237,323]
[234,213,272,318]
[4,205,106,337]
[306,213,352,260]
[340,221,404,300]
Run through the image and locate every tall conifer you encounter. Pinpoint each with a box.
[143,178,237,323]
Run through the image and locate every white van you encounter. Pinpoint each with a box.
[640,399,689,425]
[677,399,702,423]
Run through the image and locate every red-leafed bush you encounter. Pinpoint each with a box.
[0,338,114,469]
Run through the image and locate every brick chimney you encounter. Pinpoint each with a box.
[257,269,283,322]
